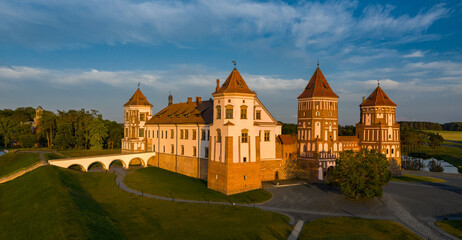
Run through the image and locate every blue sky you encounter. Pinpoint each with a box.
[0,0,461,124]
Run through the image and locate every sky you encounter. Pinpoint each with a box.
[0,0,461,125]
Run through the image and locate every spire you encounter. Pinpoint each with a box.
[298,67,338,99]
[360,86,396,107]
[124,88,153,107]
[214,68,255,95]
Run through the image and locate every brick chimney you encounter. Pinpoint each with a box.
[216,79,220,92]
[362,96,365,103]
[187,97,192,103]
[196,97,202,104]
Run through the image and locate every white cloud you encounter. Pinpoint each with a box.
[403,50,427,58]
[0,0,449,50]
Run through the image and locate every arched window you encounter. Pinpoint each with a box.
[216,129,222,143]
[329,112,332,117]
[316,111,320,117]
[225,105,233,119]
[241,129,248,143]
[216,106,221,119]
[240,105,247,119]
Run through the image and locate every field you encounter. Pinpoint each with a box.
[392,174,445,183]
[0,152,41,177]
[437,220,462,239]
[124,167,272,203]
[427,130,462,142]
[298,217,421,240]
[0,166,291,239]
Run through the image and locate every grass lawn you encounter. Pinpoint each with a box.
[43,153,63,161]
[0,152,41,177]
[299,217,422,240]
[0,166,291,240]
[427,130,462,142]
[58,149,121,158]
[437,220,462,239]
[124,167,272,203]
[392,174,445,183]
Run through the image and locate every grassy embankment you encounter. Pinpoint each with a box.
[437,220,462,239]
[125,167,272,203]
[0,152,41,177]
[0,166,291,239]
[422,130,462,173]
[299,217,422,240]
[391,174,445,183]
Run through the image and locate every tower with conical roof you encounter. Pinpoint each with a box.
[356,85,401,164]
[122,88,153,153]
[297,66,339,180]
[208,67,281,194]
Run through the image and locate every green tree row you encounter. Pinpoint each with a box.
[400,127,443,155]
[399,121,462,131]
[0,108,123,150]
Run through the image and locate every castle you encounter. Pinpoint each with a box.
[122,66,400,194]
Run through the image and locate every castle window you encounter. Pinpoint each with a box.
[153,144,155,152]
[171,144,174,154]
[316,111,320,117]
[185,129,189,139]
[165,130,168,139]
[216,106,221,119]
[217,129,222,143]
[207,130,210,141]
[205,147,209,158]
[392,148,394,154]
[225,106,233,119]
[181,145,184,155]
[140,113,145,121]
[125,128,128,137]
[139,128,145,138]
[241,129,248,143]
[163,146,165,153]
[125,112,129,121]
[193,146,197,156]
[193,129,197,140]
[243,158,247,163]
[329,112,332,117]
[256,110,261,120]
[156,130,159,138]
[161,130,164,139]
[240,106,247,119]
[171,129,174,139]
[148,130,150,138]
[180,130,184,139]
[264,131,270,142]
[201,130,206,140]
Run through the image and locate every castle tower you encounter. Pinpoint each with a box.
[34,105,43,127]
[297,67,339,180]
[356,85,401,164]
[208,67,281,194]
[121,88,153,153]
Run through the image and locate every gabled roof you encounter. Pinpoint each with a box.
[338,136,360,142]
[298,67,338,99]
[360,86,396,107]
[146,100,213,125]
[277,135,297,145]
[215,68,255,94]
[124,88,153,107]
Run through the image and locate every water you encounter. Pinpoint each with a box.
[0,151,4,157]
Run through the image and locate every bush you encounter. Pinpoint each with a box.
[388,158,401,176]
[330,149,390,199]
[428,160,444,172]
[402,156,424,171]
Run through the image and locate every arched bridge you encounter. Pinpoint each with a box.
[48,152,156,172]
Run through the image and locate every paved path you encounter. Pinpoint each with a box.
[287,220,305,240]
[0,152,50,184]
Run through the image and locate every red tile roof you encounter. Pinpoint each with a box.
[360,86,396,107]
[146,100,213,125]
[298,67,338,99]
[124,88,153,107]
[215,68,255,94]
[338,136,360,142]
[278,135,297,145]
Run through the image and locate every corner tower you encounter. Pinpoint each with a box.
[356,85,401,164]
[122,88,153,153]
[297,67,339,180]
[208,67,281,194]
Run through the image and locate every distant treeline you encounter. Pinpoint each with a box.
[0,107,123,150]
[399,121,462,131]
[280,122,356,136]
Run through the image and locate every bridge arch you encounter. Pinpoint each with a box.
[68,164,86,172]
[109,159,127,169]
[87,161,107,172]
[147,156,157,167]
[129,157,145,168]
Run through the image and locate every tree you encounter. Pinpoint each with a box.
[39,111,56,148]
[428,160,444,172]
[330,149,390,199]
[54,121,75,150]
[0,117,16,148]
[89,118,108,150]
[105,120,123,149]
